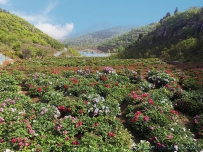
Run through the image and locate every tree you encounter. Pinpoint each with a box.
[165,12,171,18]
[174,7,178,15]
[21,45,32,59]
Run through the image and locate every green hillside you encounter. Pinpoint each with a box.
[65,25,136,50]
[0,9,64,59]
[119,7,203,62]
[97,23,156,53]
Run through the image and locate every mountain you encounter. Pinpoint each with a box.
[65,25,137,49]
[97,23,157,53]
[119,7,203,62]
[68,23,115,38]
[0,8,64,59]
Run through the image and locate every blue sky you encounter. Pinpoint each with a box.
[0,0,203,39]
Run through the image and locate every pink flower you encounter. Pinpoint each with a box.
[2,103,6,107]
[0,108,4,112]
[25,143,29,147]
[149,126,154,130]
[27,124,31,129]
[135,111,142,115]
[167,134,173,139]
[63,131,68,135]
[19,142,23,146]
[144,116,149,121]
[157,142,161,146]
[194,119,198,124]
[154,136,158,140]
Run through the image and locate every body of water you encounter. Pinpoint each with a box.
[79,50,110,57]
[54,49,111,57]
[0,54,6,65]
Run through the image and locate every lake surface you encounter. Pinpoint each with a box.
[79,50,110,57]
[0,54,6,65]
[54,49,111,57]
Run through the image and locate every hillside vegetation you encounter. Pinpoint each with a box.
[65,25,136,49]
[97,23,156,53]
[0,9,64,59]
[119,7,203,62]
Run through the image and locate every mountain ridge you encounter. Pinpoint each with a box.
[0,8,64,59]
[65,25,137,49]
[119,6,203,62]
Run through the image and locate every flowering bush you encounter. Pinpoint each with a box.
[103,66,116,74]
[1,60,203,151]
[193,114,203,138]
[173,90,203,115]
[147,68,176,88]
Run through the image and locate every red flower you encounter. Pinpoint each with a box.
[84,100,88,104]
[170,110,178,115]
[67,107,71,112]
[105,84,110,88]
[11,138,17,143]
[148,98,154,105]
[57,143,62,146]
[78,121,82,126]
[52,71,57,74]
[64,84,68,90]
[142,93,149,97]
[108,132,115,137]
[79,110,84,114]
[71,141,77,145]
[58,106,66,112]
[37,87,42,92]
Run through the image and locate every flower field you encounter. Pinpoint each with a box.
[0,58,203,152]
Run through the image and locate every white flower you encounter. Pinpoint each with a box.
[183,127,186,131]
[171,128,174,132]
[174,144,178,150]
[11,108,16,112]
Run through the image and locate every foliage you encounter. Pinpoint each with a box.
[97,23,156,53]
[119,7,203,62]
[0,10,63,59]
[66,25,136,50]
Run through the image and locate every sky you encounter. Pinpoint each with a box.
[0,0,203,39]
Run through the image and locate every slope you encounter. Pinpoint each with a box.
[97,23,156,53]
[65,25,136,49]
[119,7,203,62]
[0,9,64,59]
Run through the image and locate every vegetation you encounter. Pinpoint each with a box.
[97,23,156,53]
[65,26,136,50]
[1,57,203,151]
[119,7,203,62]
[0,9,64,59]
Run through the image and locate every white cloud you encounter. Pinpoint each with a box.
[13,2,74,40]
[43,2,57,15]
[0,0,8,5]
[35,22,74,39]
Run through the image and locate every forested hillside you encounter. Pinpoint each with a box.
[119,7,203,62]
[65,25,136,49]
[97,23,156,53]
[0,9,64,59]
